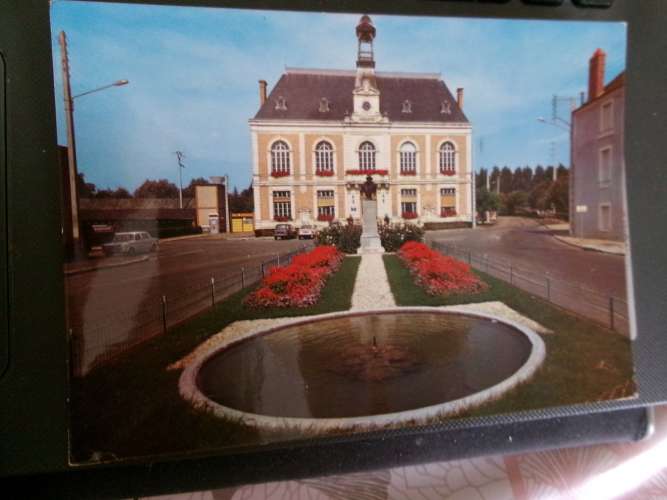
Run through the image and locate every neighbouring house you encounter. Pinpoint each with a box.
[249,14,473,235]
[570,48,626,241]
[195,178,229,233]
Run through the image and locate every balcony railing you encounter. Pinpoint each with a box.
[271,170,291,178]
[440,208,457,217]
[345,169,388,176]
[315,169,335,177]
[402,211,418,219]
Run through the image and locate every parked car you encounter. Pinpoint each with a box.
[274,224,297,240]
[102,231,158,256]
[298,224,316,239]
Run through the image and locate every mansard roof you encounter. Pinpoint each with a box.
[253,68,469,124]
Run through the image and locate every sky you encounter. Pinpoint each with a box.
[50,1,627,192]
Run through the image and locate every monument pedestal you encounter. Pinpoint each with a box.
[357,199,385,254]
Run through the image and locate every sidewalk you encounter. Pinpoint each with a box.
[350,254,396,310]
[538,221,626,256]
[554,235,626,256]
[64,255,150,276]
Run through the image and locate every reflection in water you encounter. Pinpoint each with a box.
[196,312,532,419]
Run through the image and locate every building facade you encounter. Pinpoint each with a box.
[249,15,473,233]
[571,49,626,241]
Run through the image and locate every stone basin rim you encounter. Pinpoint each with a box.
[178,306,546,431]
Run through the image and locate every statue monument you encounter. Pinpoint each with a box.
[357,176,385,254]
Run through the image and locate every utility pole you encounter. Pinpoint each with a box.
[174,151,185,209]
[59,31,82,259]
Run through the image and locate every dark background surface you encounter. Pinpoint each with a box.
[1,0,666,497]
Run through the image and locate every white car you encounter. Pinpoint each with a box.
[298,225,316,239]
[102,231,158,256]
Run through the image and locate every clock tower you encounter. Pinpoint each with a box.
[351,15,385,123]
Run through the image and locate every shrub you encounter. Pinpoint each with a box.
[315,224,362,254]
[244,245,343,308]
[378,223,424,252]
[397,241,487,296]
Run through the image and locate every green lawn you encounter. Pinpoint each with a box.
[383,254,636,417]
[70,256,361,462]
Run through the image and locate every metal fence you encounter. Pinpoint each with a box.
[69,246,308,376]
[431,241,630,336]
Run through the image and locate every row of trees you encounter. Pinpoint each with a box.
[76,173,254,212]
[476,164,569,219]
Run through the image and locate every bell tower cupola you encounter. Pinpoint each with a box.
[350,14,386,123]
[356,14,376,68]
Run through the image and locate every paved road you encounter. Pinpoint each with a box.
[66,236,312,372]
[426,217,631,335]
[426,217,629,301]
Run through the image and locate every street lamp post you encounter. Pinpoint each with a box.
[58,30,128,260]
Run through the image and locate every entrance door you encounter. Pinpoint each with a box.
[209,214,220,234]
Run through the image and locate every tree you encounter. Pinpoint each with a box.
[511,167,525,191]
[501,191,528,216]
[476,168,488,190]
[134,179,179,198]
[182,177,211,199]
[500,166,513,194]
[490,166,501,193]
[533,165,546,187]
[229,182,254,212]
[95,187,132,199]
[522,166,533,191]
[476,188,501,214]
[77,172,97,198]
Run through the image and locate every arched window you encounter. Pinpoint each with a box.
[439,142,456,174]
[358,141,376,170]
[315,141,334,174]
[399,142,417,175]
[271,140,291,175]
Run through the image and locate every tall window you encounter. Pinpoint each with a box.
[439,142,456,174]
[599,147,612,185]
[599,203,612,232]
[272,191,291,220]
[317,190,335,221]
[400,188,417,218]
[399,142,417,175]
[440,187,456,217]
[271,140,291,175]
[358,141,376,170]
[315,141,334,173]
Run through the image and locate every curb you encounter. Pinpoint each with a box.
[64,255,150,276]
[553,235,626,256]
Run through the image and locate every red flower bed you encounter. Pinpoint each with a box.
[398,241,487,296]
[315,169,334,177]
[345,169,388,176]
[402,211,418,219]
[271,170,290,178]
[244,245,343,308]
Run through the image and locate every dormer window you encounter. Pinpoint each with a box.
[319,97,330,113]
[275,96,287,111]
[440,100,451,115]
[402,100,412,113]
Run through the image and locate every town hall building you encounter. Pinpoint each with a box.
[249,15,473,232]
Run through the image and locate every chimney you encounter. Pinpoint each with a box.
[258,80,267,106]
[588,49,606,102]
[456,88,464,110]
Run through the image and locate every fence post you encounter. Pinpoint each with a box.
[210,277,216,307]
[261,262,265,277]
[510,264,513,285]
[609,297,615,330]
[485,256,489,273]
[277,253,280,266]
[241,267,246,289]
[161,295,168,334]
[468,251,472,265]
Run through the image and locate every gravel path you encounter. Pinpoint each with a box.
[350,254,396,310]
